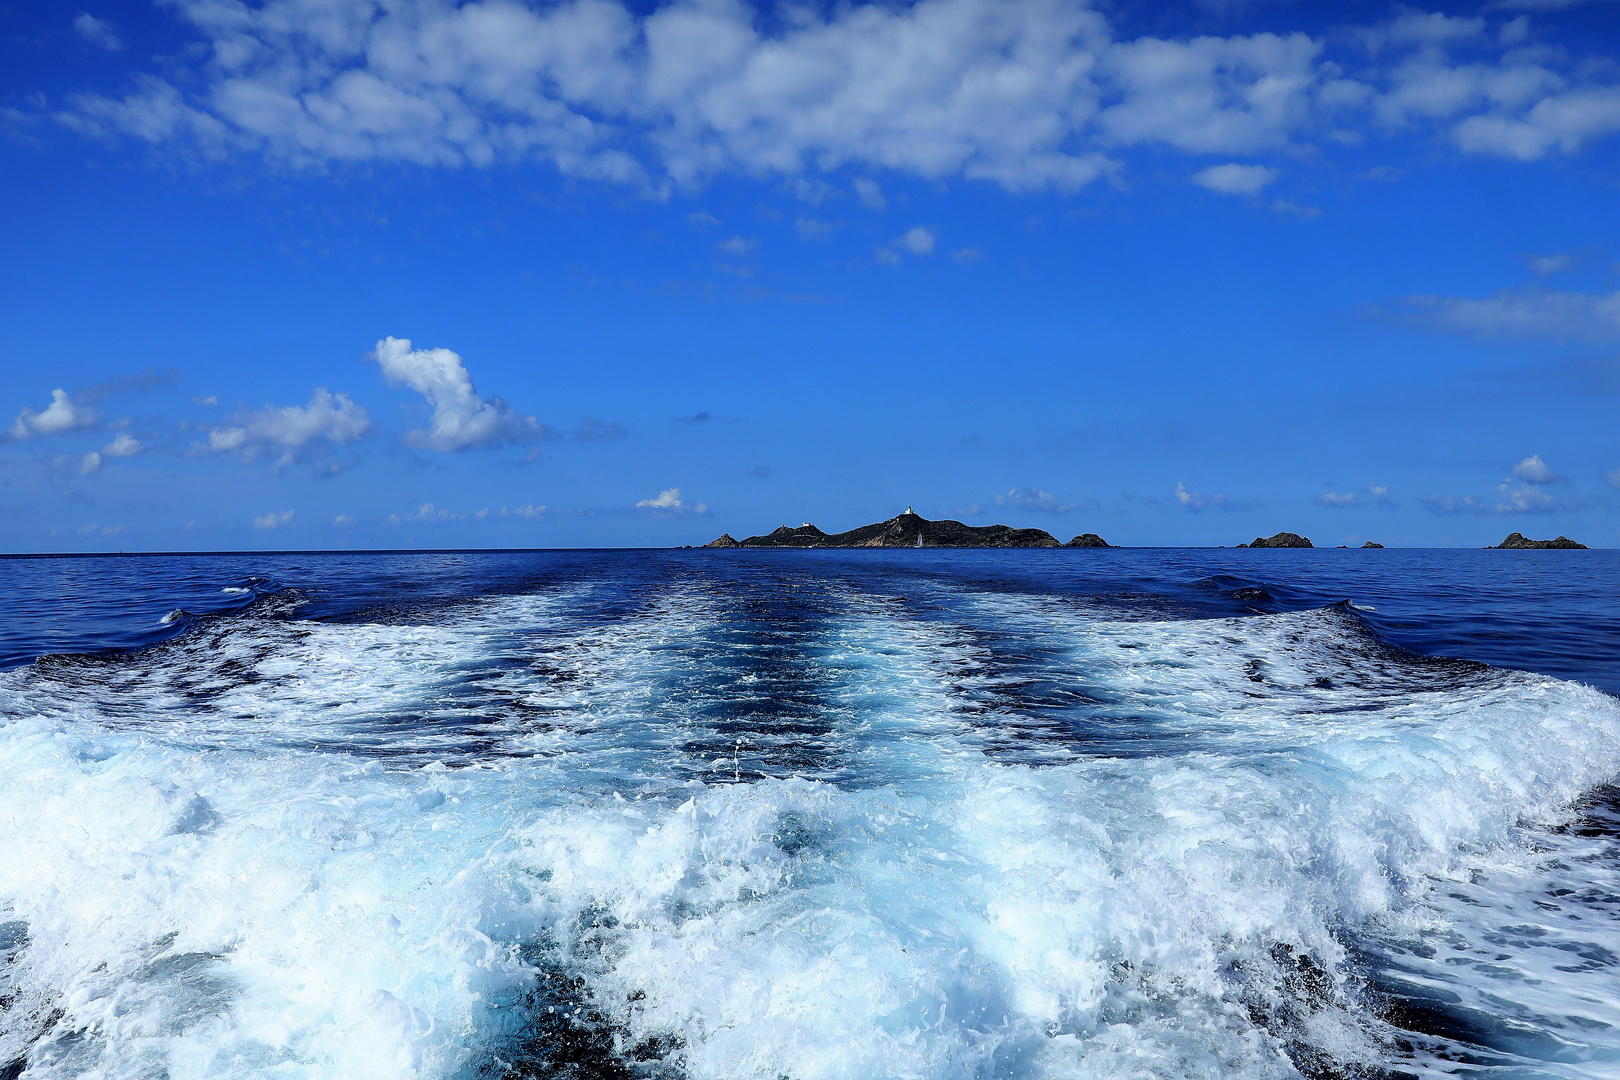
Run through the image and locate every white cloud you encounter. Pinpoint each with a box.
[1400,287,1620,343]
[687,212,720,229]
[895,226,936,255]
[1421,494,1490,516]
[1174,481,1253,512]
[9,389,95,440]
[795,217,838,241]
[1526,252,1580,277]
[388,503,465,525]
[1317,483,1394,508]
[52,0,1620,187]
[102,432,142,458]
[993,488,1086,513]
[873,247,902,266]
[636,487,707,515]
[503,504,548,519]
[207,388,371,466]
[1511,453,1562,484]
[1605,468,1620,490]
[716,235,757,256]
[79,452,102,476]
[77,523,124,537]
[334,513,354,525]
[191,395,219,407]
[254,509,294,529]
[1192,163,1279,195]
[73,13,122,52]
[1495,481,1570,513]
[374,337,544,451]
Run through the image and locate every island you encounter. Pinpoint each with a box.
[1237,532,1313,548]
[704,509,1114,549]
[1492,532,1588,549]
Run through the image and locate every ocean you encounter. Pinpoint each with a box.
[0,548,1617,1080]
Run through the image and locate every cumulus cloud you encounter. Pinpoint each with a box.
[207,388,371,466]
[636,487,707,515]
[503,504,548,519]
[1175,481,1253,512]
[1512,453,1562,484]
[1398,287,1620,343]
[1315,491,1357,507]
[253,509,294,529]
[102,432,142,458]
[994,488,1088,513]
[73,13,122,52]
[373,337,545,451]
[8,389,96,440]
[78,452,102,476]
[56,0,1619,191]
[1192,163,1278,195]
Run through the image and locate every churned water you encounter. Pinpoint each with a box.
[0,547,1617,1080]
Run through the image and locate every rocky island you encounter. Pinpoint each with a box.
[1237,532,1313,548]
[705,509,1113,549]
[1492,532,1587,549]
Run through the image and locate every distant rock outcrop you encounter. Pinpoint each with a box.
[707,511,1062,548]
[1065,533,1113,548]
[703,534,742,548]
[1362,541,1384,549]
[1493,532,1587,549]
[1238,532,1313,549]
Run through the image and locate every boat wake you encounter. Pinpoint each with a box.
[1,570,1617,1079]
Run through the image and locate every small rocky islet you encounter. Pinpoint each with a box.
[1492,532,1588,549]
[705,510,1113,549]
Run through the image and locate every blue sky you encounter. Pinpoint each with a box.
[2,0,1617,551]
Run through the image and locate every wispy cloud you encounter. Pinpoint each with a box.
[1314,483,1394,508]
[73,13,122,52]
[502,504,547,520]
[387,503,465,525]
[1396,287,1620,343]
[994,488,1091,514]
[253,509,294,530]
[1175,482,1254,512]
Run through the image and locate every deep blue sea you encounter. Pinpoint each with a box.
[1,548,1617,1080]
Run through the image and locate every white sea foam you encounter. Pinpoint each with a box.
[1,586,1617,1079]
